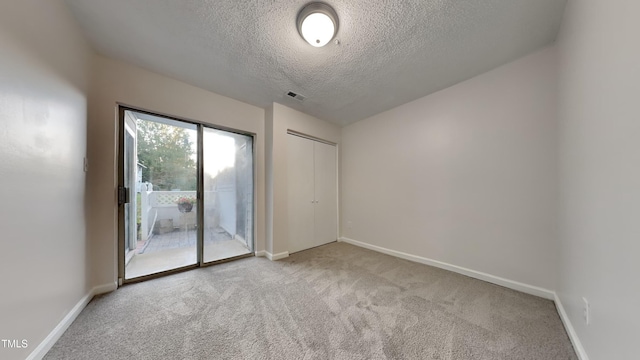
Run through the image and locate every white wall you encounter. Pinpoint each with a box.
[266,103,341,255]
[556,0,640,358]
[88,56,265,288]
[265,104,275,254]
[341,47,558,290]
[0,1,93,359]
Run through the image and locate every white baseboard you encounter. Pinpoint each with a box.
[338,237,593,357]
[265,251,289,261]
[338,237,555,300]
[26,247,589,360]
[26,282,117,360]
[554,293,590,360]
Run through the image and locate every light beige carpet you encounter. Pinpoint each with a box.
[45,242,577,359]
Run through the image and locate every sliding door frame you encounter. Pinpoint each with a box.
[117,105,256,286]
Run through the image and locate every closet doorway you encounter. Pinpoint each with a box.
[117,107,255,283]
[287,132,338,253]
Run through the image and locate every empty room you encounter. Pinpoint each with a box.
[0,0,637,359]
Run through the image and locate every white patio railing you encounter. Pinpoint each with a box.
[140,186,197,241]
[139,185,237,242]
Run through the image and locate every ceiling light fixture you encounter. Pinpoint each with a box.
[297,2,338,47]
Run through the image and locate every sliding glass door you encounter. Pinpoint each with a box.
[118,108,254,283]
[203,128,254,262]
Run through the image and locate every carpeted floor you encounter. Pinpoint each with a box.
[45,242,577,359]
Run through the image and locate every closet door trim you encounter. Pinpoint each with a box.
[287,130,336,146]
[286,131,338,254]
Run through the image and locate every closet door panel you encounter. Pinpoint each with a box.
[287,134,315,253]
[313,141,337,247]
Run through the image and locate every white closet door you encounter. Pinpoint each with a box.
[287,134,315,253]
[313,141,337,247]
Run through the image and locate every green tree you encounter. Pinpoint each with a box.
[137,120,196,191]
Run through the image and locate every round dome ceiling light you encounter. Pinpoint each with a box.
[297,2,339,47]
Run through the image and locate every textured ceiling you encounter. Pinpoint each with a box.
[63,0,567,126]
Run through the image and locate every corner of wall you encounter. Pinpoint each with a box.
[265,104,275,254]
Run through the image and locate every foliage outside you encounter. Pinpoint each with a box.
[137,120,196,191]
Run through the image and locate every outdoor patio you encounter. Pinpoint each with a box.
[125,225,251,279]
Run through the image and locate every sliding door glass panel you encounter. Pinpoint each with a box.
[124,110,198,279]
[203,128,254,262]
[124,123,137,258]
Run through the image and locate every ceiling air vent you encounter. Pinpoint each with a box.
[286,91,306,102]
